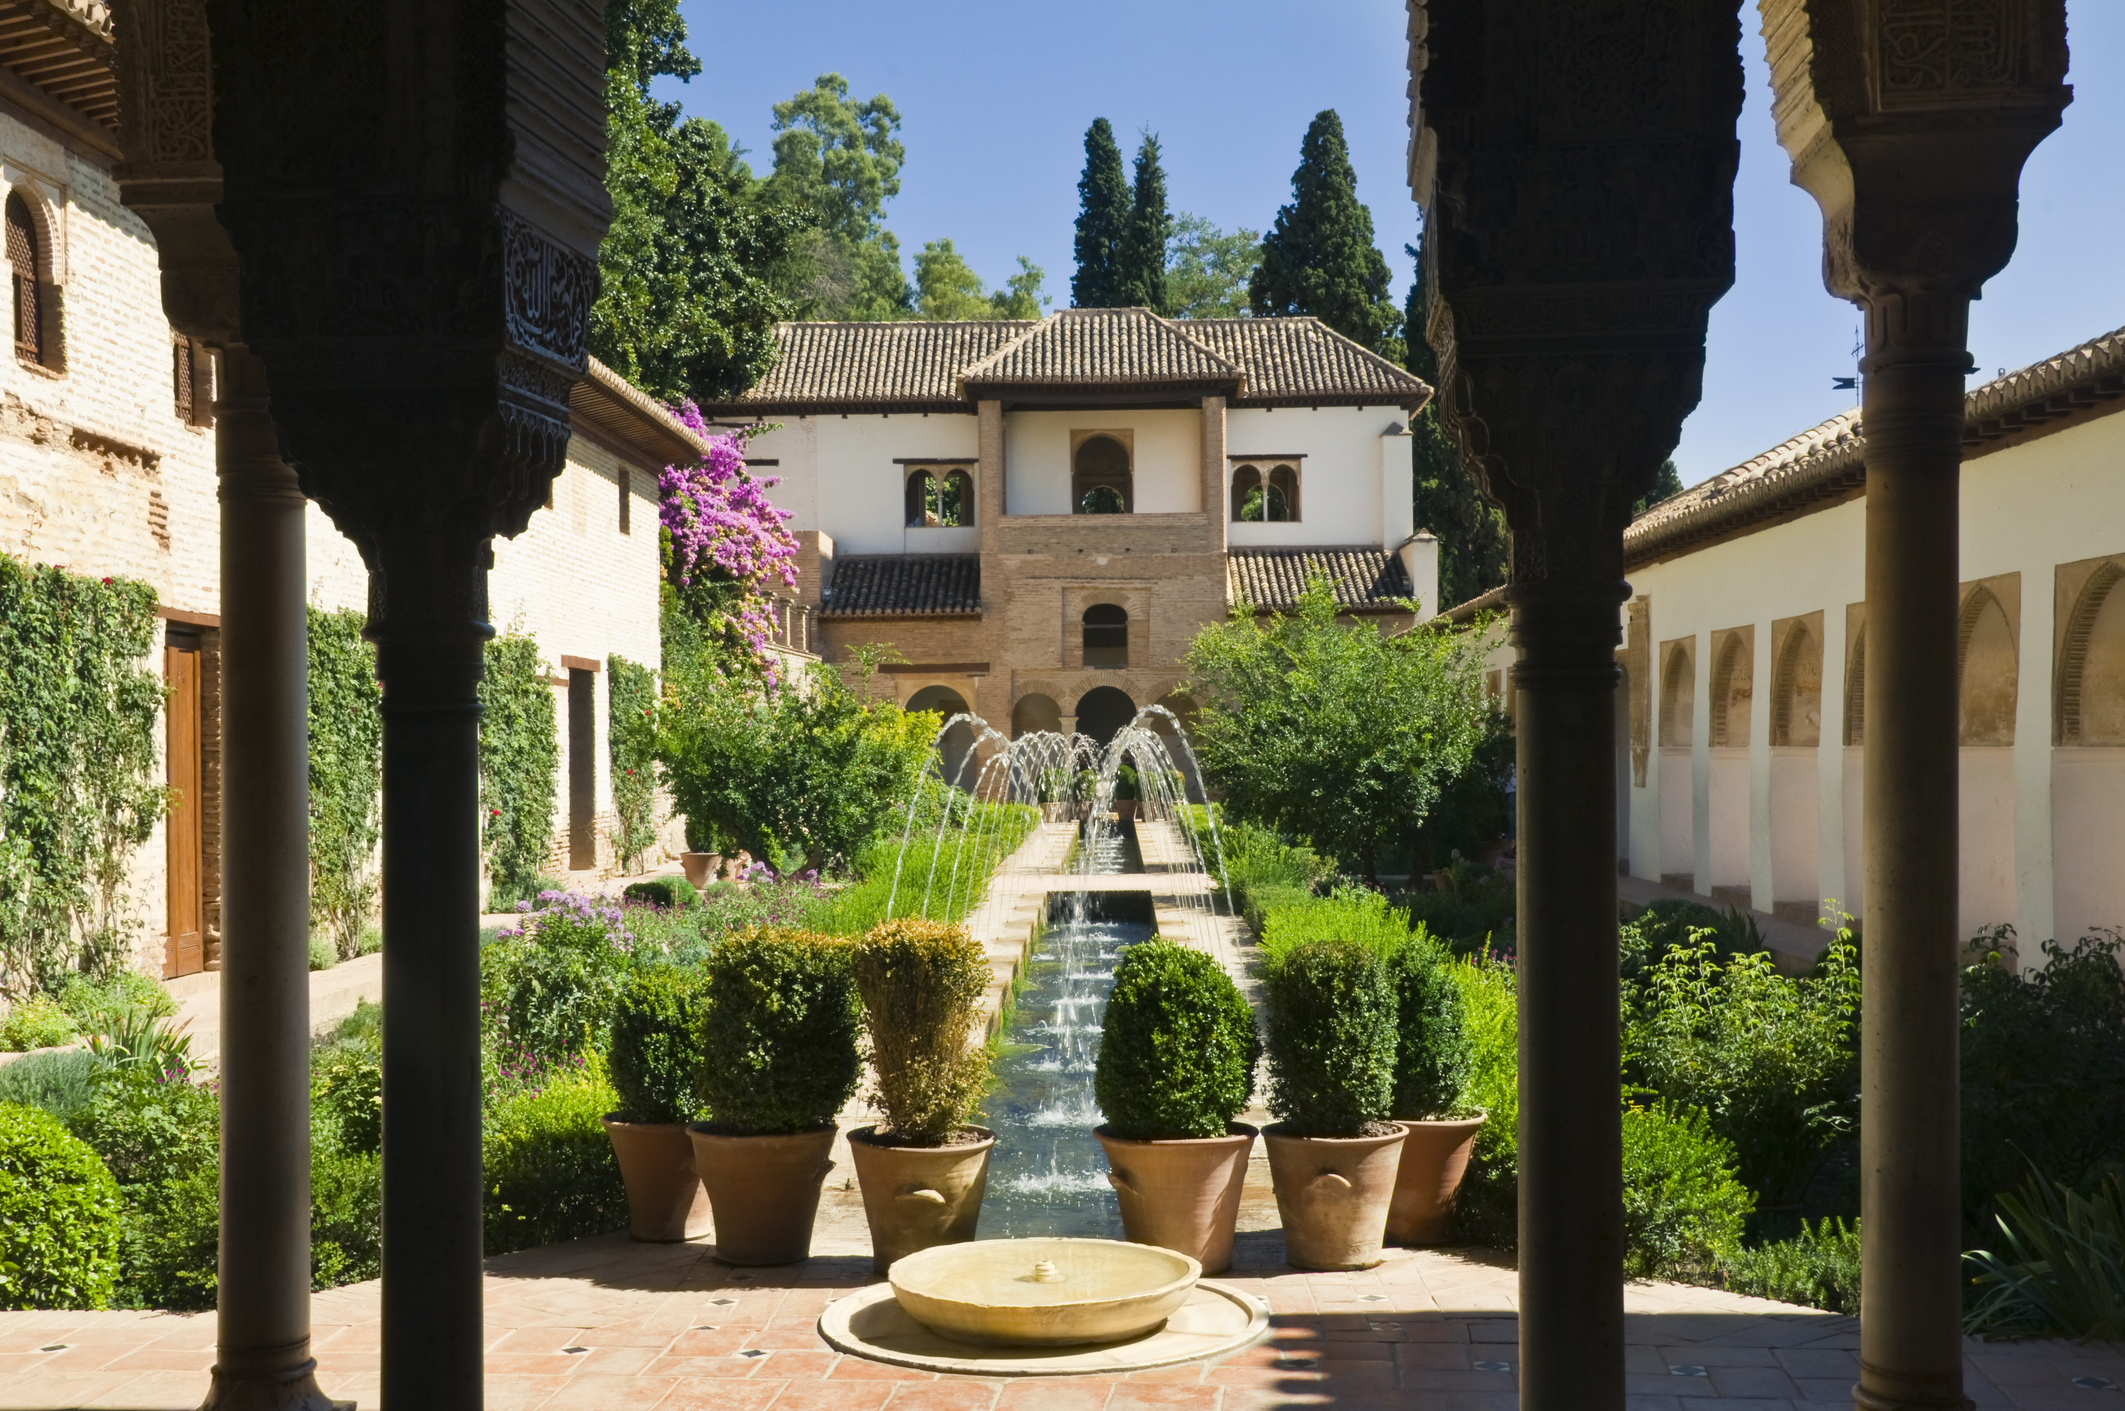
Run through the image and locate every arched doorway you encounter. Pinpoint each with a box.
[1073,434,1132,514]
[1075,685,1136,747]
[1150,691,1205,803]
[906,684,976,789]
[1011,692,1061,738]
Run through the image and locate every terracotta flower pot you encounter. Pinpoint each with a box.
[1114,800,1138,821]
[848,1125,995,1274]
[1094,1123,1256,1274]
[679,852,721,888]
[686,1124,836,1265]
[1385,1114,1486,1245]
[1264,1124,1408,1271]
[602,1116,712,1242]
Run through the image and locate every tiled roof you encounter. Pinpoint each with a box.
[699,312,1431,412]
[1185,318,1430,406]
[1229,549,1414,613]
[821,555,981,617]
[1625,323,2125,568]
[959,308,1243,391]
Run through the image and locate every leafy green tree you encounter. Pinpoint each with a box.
[1167,214,1261,319]
[592,4,802,400]
[1249,110,1401,355]
[989,258,1050,319]
[1633,460,1685,517]
[1117,132,1171,313]
[764,74,913,321]
[1071,118,1129,308]
[913,241,1049,321]
[1184,577,1494,881]
[1403,238,1508,610]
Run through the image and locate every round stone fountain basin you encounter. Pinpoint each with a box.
[888,1237,1200,1346]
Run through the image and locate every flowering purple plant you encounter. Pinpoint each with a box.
[496,888,636,953]
[659,407,800,676]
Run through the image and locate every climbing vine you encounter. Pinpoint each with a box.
[0,556,166,994]
[479,633,559,908]
[607,655,658,875]
[307,608,382,960]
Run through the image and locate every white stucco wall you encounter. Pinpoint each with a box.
[1224,406,1397,548]
[742,411,980,555]
[1004,409,1202,517]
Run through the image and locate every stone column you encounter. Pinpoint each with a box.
[1758,6,2068,1406]
[1408,6,1743,1407]
[1199,394,1227,551]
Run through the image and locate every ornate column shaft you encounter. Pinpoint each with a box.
[114,8,338,1409]
[1758,7,2068,1408]
[1409,6,1743,1408]
[199,4,611,1406]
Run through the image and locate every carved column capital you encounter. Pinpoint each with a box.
[1408,0,1744,598]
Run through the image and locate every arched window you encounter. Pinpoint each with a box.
[1082,603,1128,668]
[1230,464,1261,520]
[1073,435,1131,514]
[1230,463,1299,521]
[904,467,975,527]
[7,193,49,369]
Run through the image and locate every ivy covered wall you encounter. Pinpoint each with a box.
[480,634,559,907]
[307,608,382,960]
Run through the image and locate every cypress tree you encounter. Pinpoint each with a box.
[1072,118,1128,308]
[1403,237,1507,610]
[1249,110,1400,352]
[1116,132,1172,313]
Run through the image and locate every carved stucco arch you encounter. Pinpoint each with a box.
[1710,632,1750,749]
[1957,584,2018,745]
[1845,626,1866,747]
[1772,619,1823,747]
[2058,559,2125,744]
[1659,639,1694,748]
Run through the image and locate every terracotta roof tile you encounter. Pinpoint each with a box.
[1229,548,1413,612]
[730,322,1032,410]
[821,555,981,617]
[959,308,1243,390]
[1185,318,1430,406]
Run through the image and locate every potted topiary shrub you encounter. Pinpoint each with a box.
[1113,763,1141,821]
[678,818,724,890]
[1261,938,1407,1270]
[848,917,996,1273]
[603,966,713,1242]
[689,928,862,1264]
[1382,936,1484,1244]
[1092,938,1261,1272]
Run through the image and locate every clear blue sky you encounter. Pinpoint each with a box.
[661,1,2124,487]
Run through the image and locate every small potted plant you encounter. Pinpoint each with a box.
[689,928,861,1264]
[603,967,712,1242]
[1382,936,1484,1244]
[848,918,996,1273]
[1113,763,1141,821]
[1261,938,1407,1270]
[678,817,724,890]
[1093,938,1261,1272]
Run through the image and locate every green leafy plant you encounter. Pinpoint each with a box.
[851,918,990,1144]
[1965,1166,2125,1340]
[1721,1216,1861,1314]
[1620,1102,1754,1280]
[608,965,711,1125]
[1446,954,1519,1245]
[1095,939,1259,1140]
[608,654,660,873]
[1261,939,1396,1136]
[307,935,336,972]
[699,928,862,1134]
[481,892,635,1071]
[480,632,560,909]
[1620,897,1765,988]
[1259,886,1410,967]
[0,557,166,993]
[1388,936,1474,1120]
[312,1042,382,1157]
[0,1049,100,1121]
[1403,857,1517,956]
[0,993,76,1051]
[0,1101,121,1309]
[65,1067,221,1309]
[825,800,1038,934]
[83,1009,195,1081]
[57,972,175,1030]
[307,607,383,961]
[622,877,697,910]
[483,1062,627,1256]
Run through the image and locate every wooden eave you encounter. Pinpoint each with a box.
[0,0,116,146]
[568,358,710,471]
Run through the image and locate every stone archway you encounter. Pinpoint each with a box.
[1011,692,1062,738]
[906,684,976,788]
[1074,685,1136,746]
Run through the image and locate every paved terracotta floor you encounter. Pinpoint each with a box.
[5,1231,2122,1411]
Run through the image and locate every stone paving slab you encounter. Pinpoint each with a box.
[7,1235,2120,1411]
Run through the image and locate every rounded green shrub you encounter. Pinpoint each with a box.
[623,877,698,911]
[484,1065,626,1256]
[609,965,710,1124]
[1095,939,1259,1140]
[0,993,77,1051]
[699,929,861,1135]
[0,1101,122,1309]
[1620,1101,1754,1280]
[1262,939,1396,1136]
[1388,937,1474,1120]
[851,918,991,1145]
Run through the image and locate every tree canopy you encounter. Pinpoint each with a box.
[1072,118,1129,309]
[1183,577,1494,881]
[1167,214,1262,319]
[1116,133,1172,313]
[1249,111,1401,356]
[1402,238,1508,610]
[913,241,1048,321]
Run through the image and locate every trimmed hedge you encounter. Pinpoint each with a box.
[851,919,990,1144]
[1095,939,1258,1140]
[609,965,711,1124]
[0,1101,121,1309]
[622,876,697,911]
[699,929,862,1135]
[484,1065,626,1256]
[1388,937,1473,1120]
[1261,939,1396,1136]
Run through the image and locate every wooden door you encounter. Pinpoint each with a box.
[164,631,204,978]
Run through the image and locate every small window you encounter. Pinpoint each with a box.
[1083,604,1128,668]
[1073,435,1131,515]
[618,468,631,535]
[7,193,49,369]
[904,467,974,527]
[1232,462,1297,521]
[172,334,213,427]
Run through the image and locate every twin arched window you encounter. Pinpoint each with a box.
[1073,435,1131,514]
[1231,463,1299,521]
[1082,604,1128,668]
[905,466,975,527]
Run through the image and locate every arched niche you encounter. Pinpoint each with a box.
[1073,433,1131,514]
[1772,619,1823,747]
[1709,630,1751,749]
[1074,685,1136,746]
[1010,692,1062,739]
[2058,561,2125,744]
[1082,603,1129,668]
[1660,640,1694,747]
[906,684,976,787]
[1957,587,2018,745]
[1844,625,1866,747]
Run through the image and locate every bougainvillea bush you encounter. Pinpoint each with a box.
[658,413,799,678]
